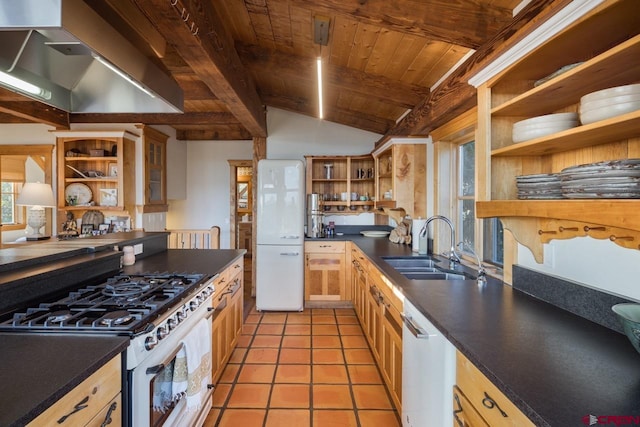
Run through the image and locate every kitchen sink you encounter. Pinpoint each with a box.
[381,256,437,268]
[402,272,466,280]
[381,256,472,281]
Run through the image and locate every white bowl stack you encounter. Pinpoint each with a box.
[579,84,640,125]
[512,112,579,143]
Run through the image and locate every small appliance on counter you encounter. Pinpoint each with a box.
[306,193,325,238]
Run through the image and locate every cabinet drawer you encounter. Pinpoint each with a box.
[453,386,489,427]
[86,393,121,427]
[28,355,121,427]
[306,241,345,253]
[456,352,534,427]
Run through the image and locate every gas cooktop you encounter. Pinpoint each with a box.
[0,273,206,335]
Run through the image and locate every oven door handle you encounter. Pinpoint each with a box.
[146,344,184,375]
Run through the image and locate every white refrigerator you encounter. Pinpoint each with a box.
[255,159,305,311]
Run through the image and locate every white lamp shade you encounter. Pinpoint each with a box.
[16,182,56,207]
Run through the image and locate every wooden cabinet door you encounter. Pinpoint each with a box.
[381,301,403,411]
[305,252,346,301]
[227,275,244,350]
[211,289,230,383]
[351,258,367,323]
[365,283,383,362]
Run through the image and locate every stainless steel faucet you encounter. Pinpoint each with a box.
[457,242,487,285]
[419,215,460,267]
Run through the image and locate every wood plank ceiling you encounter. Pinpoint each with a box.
[0,0,531,141]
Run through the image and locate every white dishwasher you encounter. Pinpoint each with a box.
[402,298,456,427]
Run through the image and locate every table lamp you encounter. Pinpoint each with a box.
[16,182,56,240]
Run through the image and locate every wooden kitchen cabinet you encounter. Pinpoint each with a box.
[28,354,121,427]
[305,155,375,214]
[475,0,640,262]
[349,243,402,411]
[138,125,168,213]
[373,142,427,219]
[455,351,534,427]
[453,386,490,427]
[350,245,368,322]
[55,130,136,220]
[304,241,347,302]
[211,258,244,384]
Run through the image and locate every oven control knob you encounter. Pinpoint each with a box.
[145,336,158,351]
[177,307,188,321]
[204,286,214,297]
[190,300,199,311]
[167,318,177,331]
[156,326,168,340]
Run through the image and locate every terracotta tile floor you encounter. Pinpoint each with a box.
[204,306,400,427]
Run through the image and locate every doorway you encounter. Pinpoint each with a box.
[228,160,253,307]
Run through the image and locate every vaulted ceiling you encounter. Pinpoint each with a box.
[0,0,563,144]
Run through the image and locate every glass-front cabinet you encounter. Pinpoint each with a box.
[139,126,168,212]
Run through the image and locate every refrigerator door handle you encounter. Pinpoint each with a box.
[281,235,301,239]
[280,252,300,256]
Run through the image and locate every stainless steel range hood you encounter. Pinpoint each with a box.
[0,0,183,113]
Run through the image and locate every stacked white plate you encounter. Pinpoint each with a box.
[579,84,640,125]
[516,173,563,199]
[558,159,640,198]
[512,112,579,143]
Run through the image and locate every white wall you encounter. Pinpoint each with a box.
[518,238,640,301]
[166,108,384,244]
[267,107,381,226]
[166,140,253,248]
[266,107,379,159]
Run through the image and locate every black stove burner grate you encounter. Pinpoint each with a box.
[0,272,206,334]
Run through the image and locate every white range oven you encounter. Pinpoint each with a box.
[0,272,217,427]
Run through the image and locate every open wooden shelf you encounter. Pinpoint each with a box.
[491,34,640,118]
[477,199,640,232]
[492,110,640,156]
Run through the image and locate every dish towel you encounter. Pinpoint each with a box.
[172,318,212,412]
[152,358,175,413]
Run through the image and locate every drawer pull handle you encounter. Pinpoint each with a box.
[399,312,429,339]
[482,391,508,418]
[453,392,464,427]
[57,395,90,424]
[100,401,117,427]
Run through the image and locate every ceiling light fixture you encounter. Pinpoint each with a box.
[0,71,51,100]
[313,16,330,120]
[317,57,324,119]
[92,54,156,98]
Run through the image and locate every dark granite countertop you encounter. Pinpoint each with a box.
[350,235,640,426]
[0,245,245,427]
[122,248,246,277]
[0,334,128,427]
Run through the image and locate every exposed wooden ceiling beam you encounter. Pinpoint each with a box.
[0,89,69,128]
[237,43,428,108]
[132,0,267,137]
[384,0,572,142]
[70,112,238,125]
[175,125,252,141]
[288,0,513,49]
[262,93,391,135]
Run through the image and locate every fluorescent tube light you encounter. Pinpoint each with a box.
[317,57,324,119]
[0,71,51,100]
[93,55,156,98]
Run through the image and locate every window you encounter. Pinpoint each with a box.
[456,140,504,266]
[457,141,475,250]
[1,181,24,227]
